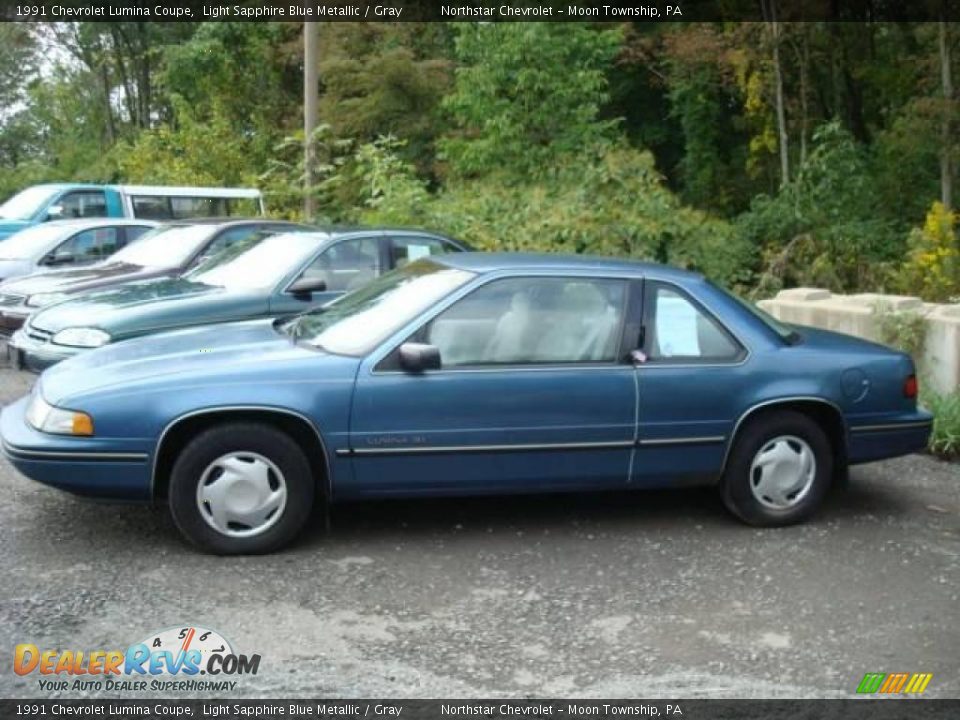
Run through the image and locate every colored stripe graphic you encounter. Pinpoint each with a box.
[857,672,933,694]
[857,673,885,694]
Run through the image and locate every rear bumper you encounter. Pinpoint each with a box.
[0,396,152,501]
[847,411,934,464]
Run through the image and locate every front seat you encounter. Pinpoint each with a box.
[483,291,534,363]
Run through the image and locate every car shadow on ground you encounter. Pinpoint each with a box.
[20,475,917,555]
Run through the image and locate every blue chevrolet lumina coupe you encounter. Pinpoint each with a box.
[0,254,933,553]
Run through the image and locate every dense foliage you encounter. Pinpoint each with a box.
[0,20,957,298]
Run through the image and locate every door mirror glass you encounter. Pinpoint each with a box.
[398,343,441,372]
[45,205,64,221]
[288,277,328,296]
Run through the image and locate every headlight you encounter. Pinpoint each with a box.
[25,394,94,436]
[27,292,69,308]
[51,327,111,348]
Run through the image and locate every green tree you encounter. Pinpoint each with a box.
[440,22,622,177]
[317,23,454,176]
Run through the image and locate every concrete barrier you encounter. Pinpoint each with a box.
[758,288,960,395]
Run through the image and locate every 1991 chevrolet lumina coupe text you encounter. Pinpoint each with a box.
[0,254,933,553]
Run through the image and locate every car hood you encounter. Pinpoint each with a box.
[791,324,896,356]
[0,258,33,280]
[28,277,268,338]
[0,261,160,296]
[0,220,30,241]
[41,319,327,404]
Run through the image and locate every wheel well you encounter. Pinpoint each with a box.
[726,399,848,480]
[152,410,329,503]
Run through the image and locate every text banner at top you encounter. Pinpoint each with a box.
[2,0,960,23]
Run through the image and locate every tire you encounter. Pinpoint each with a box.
[721,410,833,527]
[168,422,316,554]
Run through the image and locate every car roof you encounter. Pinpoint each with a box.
[36,218,159,229]
[154,218,311,229]
[434,252,703,282]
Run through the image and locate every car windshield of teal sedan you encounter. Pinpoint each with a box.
[186,233,322,290]
[0,224,65,260]
[0,186,58,221]
[288,261,475,356]
[109,225,213,267]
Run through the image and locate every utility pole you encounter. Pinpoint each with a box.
[939,19,953,211]
[303,20,319,219]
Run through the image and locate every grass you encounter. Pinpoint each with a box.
[922,387,960,461]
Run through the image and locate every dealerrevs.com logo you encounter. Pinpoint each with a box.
[14,625,261,693]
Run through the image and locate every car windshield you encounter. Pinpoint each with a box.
[185,232,322,290]
[109,225,212,267]
[0,186,59,221]
[711,282,799,344]
[285,260,475,356]
[0,224,67,260]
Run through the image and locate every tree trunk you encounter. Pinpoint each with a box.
[789,25,810,167]
[940,20,954,211]
[765,1,790,186]
[303,20,319,219]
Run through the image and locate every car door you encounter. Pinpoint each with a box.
[631,281,751,486]
[346,274,639,496]
[269,235,386,315]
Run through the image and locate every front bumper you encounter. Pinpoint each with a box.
[0,308,29,336]
[0,396,153,501]
[8,327,82,372]
[847,410,935,464]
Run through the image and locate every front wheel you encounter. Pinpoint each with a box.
[168,423,315,554]
[721,410,833,526]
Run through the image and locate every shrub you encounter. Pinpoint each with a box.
[922,388,960,460]
[898,202,960,303]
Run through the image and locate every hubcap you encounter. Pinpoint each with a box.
[748,435,816,510]
[196,452,287,538]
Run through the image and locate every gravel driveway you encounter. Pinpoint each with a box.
[1,357,957,699]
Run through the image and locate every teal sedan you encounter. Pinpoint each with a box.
[9,227,467,371]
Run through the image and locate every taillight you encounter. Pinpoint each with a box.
[903,374,918,399]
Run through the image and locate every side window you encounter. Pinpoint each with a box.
[131,196,173,220]
[57,227,119,263]
[390,236,456,269]
[171,197,229,219]
[55,191,107,219]
[97,227,122,255]
[421,277,626,367]
[199,226,264,264]
[297,237,382,292]
[645,285,743,362]
[123,225,153,245]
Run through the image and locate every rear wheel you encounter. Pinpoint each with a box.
[168,423,315,554]
[721,410,833,526]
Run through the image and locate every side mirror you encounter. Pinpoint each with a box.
[398,343,441,373]
[288,277,328,297]
[45,205,64,221]
[41,251,73,266]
